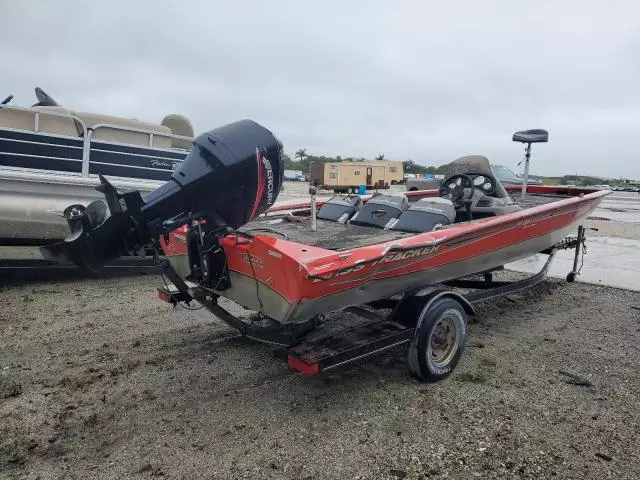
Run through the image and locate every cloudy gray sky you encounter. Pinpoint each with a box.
[3,1,639,179]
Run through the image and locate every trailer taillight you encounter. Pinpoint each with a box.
[157,288,176,304]
[287,355,320,375]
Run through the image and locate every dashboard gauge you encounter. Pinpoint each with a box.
[473,176,485,186]
[449,183,456,189]
[483,182,492,191]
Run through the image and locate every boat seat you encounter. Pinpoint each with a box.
[349,193,408,229]
[391,197,456,233]
[512,129,548,144]
[74,111,173,148]
[161,114,194,149]
[317,195,362,223]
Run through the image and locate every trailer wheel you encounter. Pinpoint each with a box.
[407,298,467,382]
[347,187,354,194]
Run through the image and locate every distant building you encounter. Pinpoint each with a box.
[310,160,403,193]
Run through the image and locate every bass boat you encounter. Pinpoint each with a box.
[41,120,610,381]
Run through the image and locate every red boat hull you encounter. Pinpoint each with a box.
[162,188,608,324]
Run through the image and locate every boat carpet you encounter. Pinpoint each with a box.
[240,217,411,251]
[241,194,567,251]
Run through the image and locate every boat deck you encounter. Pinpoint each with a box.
[516,193,574,207]
[240,217,411,251]
[242,193,575,251]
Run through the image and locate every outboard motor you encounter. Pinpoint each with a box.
[41,119,284,272]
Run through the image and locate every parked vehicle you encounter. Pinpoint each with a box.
[490,164,543,186]
[407,164,541,191]
[43,123,609,382]
[284,169,305,181]
[310,160,403,193]
[406,176,442,191]
[0,88,193,244]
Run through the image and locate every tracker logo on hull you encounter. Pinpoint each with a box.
[310,245,441,283]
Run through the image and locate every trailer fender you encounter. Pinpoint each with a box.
[393,288,475,337]
[414,290,474,340]
[417,289,475,313]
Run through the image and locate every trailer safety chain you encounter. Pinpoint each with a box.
[577,241,587,276]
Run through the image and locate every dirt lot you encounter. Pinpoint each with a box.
[1,271,639,479]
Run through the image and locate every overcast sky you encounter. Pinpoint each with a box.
[2,1,639,179]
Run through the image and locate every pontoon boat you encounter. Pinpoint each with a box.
[0,88,194,243]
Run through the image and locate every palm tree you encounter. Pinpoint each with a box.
[295,148,308,171]
[375,153,385,161]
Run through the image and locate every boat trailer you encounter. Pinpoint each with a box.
[157,226,591,382]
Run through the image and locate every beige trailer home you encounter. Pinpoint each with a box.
[311,160,404,193]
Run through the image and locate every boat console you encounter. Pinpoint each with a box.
[310,153,519,235]
[437,155,521,221]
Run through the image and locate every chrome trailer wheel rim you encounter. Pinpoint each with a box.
[426,310,461,368]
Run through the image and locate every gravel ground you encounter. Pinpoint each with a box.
[2,183,639,479]
[1,272,639,479]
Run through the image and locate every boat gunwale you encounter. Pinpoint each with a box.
[242,189,611,278]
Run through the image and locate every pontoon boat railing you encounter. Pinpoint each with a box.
[90,123,194,148]
[0,104,194,178]
[0,103,89,137]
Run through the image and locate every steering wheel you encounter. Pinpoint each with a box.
[439,174,475,208]
[1,94,13,106]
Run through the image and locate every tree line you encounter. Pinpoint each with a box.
[285,149,446,174]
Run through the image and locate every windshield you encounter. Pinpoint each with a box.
[443,155,493,177]
[491,165,519,180]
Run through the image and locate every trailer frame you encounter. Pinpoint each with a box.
[157,228,587,381]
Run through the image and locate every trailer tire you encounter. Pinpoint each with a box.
[407,298,467,382]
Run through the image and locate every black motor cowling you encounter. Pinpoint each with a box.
[41,119,284,270]
[143,119,284,229]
